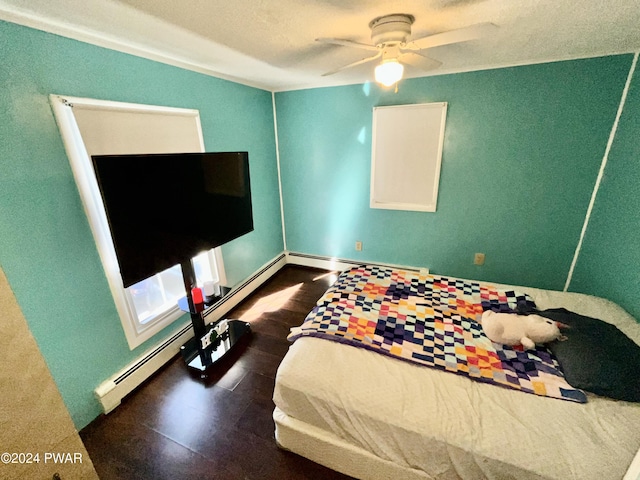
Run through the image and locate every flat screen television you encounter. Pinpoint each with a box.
[92,152,253,288]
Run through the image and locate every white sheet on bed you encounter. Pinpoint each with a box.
[274,283,640,480]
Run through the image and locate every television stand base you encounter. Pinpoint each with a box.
[180,319,251,378]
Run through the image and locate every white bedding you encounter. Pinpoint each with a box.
[273,279,640,480]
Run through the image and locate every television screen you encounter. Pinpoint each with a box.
[92,152,253,288]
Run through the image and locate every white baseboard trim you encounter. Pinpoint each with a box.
[95,252,287,414]
[285,251,426,274]
[285,252,361,271]
[94,322,194,413]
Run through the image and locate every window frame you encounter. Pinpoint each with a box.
[50,95,226,349]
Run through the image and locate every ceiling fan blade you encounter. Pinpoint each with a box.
[399,52,442,72]
[316,37,379,52]
[406,22,498,51]
[321,52,382,76]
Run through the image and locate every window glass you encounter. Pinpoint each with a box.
[193,250,219,284]
[127,250,219,325]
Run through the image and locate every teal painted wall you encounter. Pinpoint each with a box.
[569,60,640,320]
[2,16,638,432]
[0,20,283,429]
[275,56,632,291]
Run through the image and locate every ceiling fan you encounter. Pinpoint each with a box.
[317,14,497,87]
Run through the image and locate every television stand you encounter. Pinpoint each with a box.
[180,319,250,375]
[178,259,251,378]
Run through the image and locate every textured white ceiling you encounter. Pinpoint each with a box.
[1,0,639,91]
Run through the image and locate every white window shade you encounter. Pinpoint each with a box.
[72,103,203,155]
[370,102,447,212]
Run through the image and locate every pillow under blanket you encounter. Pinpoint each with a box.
[519,307,640,402]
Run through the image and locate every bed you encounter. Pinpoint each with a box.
[273,265,640,480]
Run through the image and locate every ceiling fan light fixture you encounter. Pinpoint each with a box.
[375,59,404,87]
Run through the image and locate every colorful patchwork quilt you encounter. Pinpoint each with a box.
[288,265,587,403]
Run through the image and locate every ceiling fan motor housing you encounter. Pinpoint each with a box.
[369,14,414,46]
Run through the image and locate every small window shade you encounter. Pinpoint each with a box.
[370,102,447,212]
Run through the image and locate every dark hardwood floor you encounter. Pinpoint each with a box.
[80,265,354,479]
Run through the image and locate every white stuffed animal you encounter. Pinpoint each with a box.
[481,310,566,350]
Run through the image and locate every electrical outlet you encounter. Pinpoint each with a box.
[474,253,485,265]
[355,241,362,251]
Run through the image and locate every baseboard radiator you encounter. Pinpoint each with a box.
[95,253,287,414]
[285,251,425,274]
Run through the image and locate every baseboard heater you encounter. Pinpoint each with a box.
[285,251,425,274]
[95,253,287,414]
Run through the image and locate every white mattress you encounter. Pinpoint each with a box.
[274,281,640,480]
